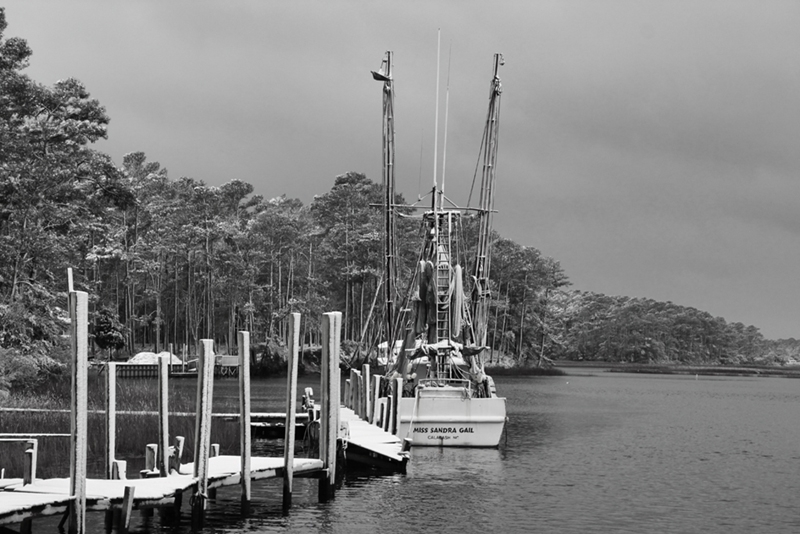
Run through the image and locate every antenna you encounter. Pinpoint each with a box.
[432,29,441,209]
[441,43,452,197]
[418,130,424,200]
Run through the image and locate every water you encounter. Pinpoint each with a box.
[49,372,800,532]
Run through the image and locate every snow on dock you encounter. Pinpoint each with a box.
[340,366,411,471]
[2,474,194,508]
[340,406,409,469]
[0,298,346,533]
[184,455,324,488]
[0,491,73,525]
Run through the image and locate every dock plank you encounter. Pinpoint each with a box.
[0,492,73,524]
[4,474,196,506]
[0,478,23,490]
[183,455,324,489]
[339,407,409,466]
[2,455,324,524]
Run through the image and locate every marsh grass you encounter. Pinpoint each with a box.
[1,373,250,479]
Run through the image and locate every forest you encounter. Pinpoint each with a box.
[1,9,797,395]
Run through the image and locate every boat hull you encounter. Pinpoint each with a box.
[397,387,506,447]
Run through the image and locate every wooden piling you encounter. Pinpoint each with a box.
[362,364,371,422]
[391,377,402,436]
[158,354,170,476]
[68,290,88,534]
[359,372,365,418]
[318,312,341,501]
[385,394,393,433]
[283,313,301,513]
[23,439,37,485]
[353,370,361,416]
[144,444,157,474]
[106,362,116,479]
[120,485,135,534]
[238,330,251,507]
[192,339,216,530]
[111,460,126,480]
[371,375,381,425]
[172,436,185,474]
[349,369,357,410]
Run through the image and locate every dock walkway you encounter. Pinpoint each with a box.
[0,302,344,534]
[340,407,409,470]
[339,366,411,471]
[184,455,324,488]
[0,454,325,523]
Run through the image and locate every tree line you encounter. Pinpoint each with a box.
[0,9,792,394]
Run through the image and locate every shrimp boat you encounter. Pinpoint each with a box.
[370,50,507,447]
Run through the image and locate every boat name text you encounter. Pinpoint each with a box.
[411,426,474,434]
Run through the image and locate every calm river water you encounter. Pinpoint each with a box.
[73,371,800,533]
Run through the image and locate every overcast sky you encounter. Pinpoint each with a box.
[4,1,800,339]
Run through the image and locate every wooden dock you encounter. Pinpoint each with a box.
[339,366,411,471]
[249,365,411,472]
[339,407,409,471]
[0,298,344,534]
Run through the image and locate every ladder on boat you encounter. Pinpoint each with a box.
[435,212,453,344]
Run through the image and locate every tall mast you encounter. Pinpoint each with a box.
[372,52,396,348]
[432,29,442,212]
[471,53,504,348]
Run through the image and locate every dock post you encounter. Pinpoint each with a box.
[106,362,117,479]
[120,485,135,534]
[318,311,341,502]
[353,370,361,416]
[68,290,88,534]
[349,369,357,410]
[191,339,216,531]
[385,394,393,433]
[238,330,251,509]
[371,375,381,425]
[283,313,301,513]
[172,436,185,474]
[392,377,402,436]
[23,439,37,485]
[359,371,365,418]
[362,364,371,422]
[144,444,157,474]
[158,354,170,476]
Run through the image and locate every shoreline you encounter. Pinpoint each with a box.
[551,360,800,378]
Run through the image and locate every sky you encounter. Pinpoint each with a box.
[3,1,800,339]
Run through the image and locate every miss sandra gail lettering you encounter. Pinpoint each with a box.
[412,427,475,433]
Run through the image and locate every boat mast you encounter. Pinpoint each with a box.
[372,52,396,352]
[471,53,504,348]
[432,30,442,212]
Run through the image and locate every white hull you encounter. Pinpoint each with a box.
[396,386,506,447]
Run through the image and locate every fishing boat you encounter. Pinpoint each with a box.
[370,49,507,447]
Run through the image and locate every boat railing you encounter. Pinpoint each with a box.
[418,378,471,390]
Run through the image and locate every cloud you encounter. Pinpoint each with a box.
[5,0,800,337]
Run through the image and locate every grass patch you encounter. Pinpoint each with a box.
[1,372,246,478]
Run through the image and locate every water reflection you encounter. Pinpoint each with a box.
[27,373,800,533]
